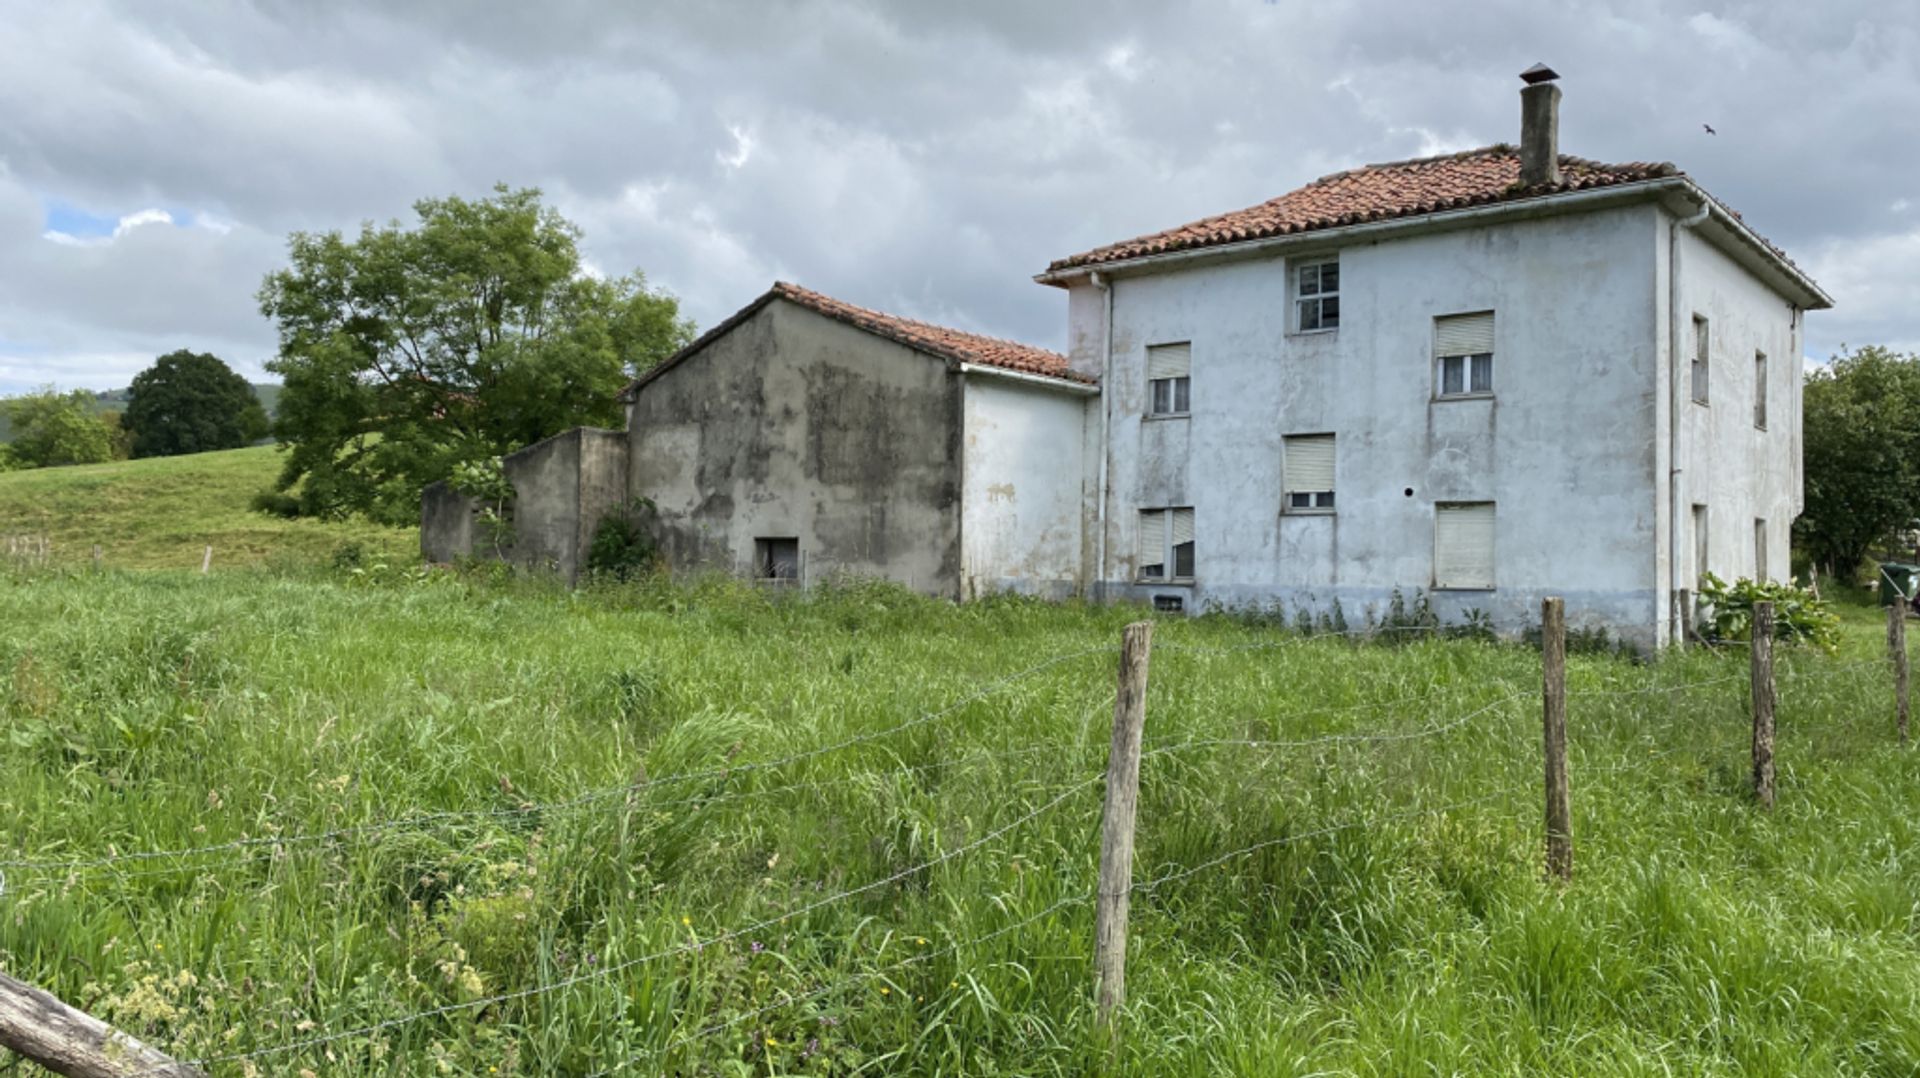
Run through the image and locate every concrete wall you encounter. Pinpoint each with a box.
[1079,203,1669,645]
[1665,215,1804,612]
[960,373,1091,598]
[500,426,629,583]
[421,481,479,563]
[626,298,965,595]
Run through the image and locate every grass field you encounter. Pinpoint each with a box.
[2,562,1916,1075]
[0,444,414,570]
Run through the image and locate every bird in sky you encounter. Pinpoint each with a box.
[1703,123,1717,135]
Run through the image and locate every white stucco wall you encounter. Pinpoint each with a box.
[1665,216,1804,607]
[960,374,1090,598]
[1079,203,1674,644]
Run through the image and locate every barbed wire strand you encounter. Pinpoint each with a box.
[145,772,1103,1074]
[3,646,1110,875]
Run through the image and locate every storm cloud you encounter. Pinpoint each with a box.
[1,0,1914,392]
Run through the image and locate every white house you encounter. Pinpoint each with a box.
[1035,67,1830,648]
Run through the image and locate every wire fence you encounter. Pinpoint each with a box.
[1,600,1908,1077]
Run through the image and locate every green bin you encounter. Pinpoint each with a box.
[1880,562,1920,606]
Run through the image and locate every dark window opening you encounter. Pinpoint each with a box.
[1153,594,1185,613]
[755,537,799,582]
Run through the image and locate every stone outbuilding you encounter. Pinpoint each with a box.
[424,282,1096,597]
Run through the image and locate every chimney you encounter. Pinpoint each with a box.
[1518,63,1561,187]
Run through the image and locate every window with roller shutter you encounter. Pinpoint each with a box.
[1146,342,1191,417]
[1434,502,1496,590]
[1434,312,1494,398]
[1283,434,1335,512]
[1137,507,1195,582]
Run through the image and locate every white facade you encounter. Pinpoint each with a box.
[1052,188,1826,648]
[959,371,1093,598]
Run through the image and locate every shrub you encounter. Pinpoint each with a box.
[585,499,658,580]
[250,489,302,518]
[1697,572,1840,653]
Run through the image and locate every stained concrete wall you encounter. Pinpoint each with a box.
[503,426,629,583]
[1075,203,1673,645]
[626,298,964,595]
[1664,215,1804,609]
[421,481,479,564]
[960,373,1091,598]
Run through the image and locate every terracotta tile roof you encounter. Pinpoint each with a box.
[623,281,1086,398]
[1047,147,1682,272]
[769,282,1086,383]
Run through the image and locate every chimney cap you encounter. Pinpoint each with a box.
[1520,63,1560,85]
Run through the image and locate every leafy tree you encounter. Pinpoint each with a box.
[1797,345,1920,576]
[257,185,695,523]
[124,349,269,458]
[2,388,115,468]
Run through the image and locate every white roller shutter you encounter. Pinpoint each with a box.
[1146,342,1191,381]
[1138,509,1164,564]
[1434,503,1496,589]
[1283,435,1335,493]
[1435,312,1495,357]
[1170,507,1194,546]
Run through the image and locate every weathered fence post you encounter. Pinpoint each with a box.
[0,971,205,1077]
[1892,595,1911,746]
[1677,587,1693,649]
[1751,600,1776,808]
[1094,620,1152,1034]
[1542,597,1572,882]
[91,544,102,573]
[200,545,212,575]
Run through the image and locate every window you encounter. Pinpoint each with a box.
[1294,256,1340,331]
[1435,312,1495,398]
[1691,316,1710,404]
[1152,594,1185,613]
[1434,503,1496,590]
[755,537,799,582]
[1692,504,1709,588]
[1146,342,1191,417]
[1283,434,1336,511]
[1754,350,1768,428]
[1137,507,1195,582]
[1755,518,1768,583]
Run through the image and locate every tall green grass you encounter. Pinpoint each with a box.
[1,568,1915,1075]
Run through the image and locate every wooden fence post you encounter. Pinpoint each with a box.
[1542,597,1572,882]
[1677,587,1692,649]
[200,545,212,575]
[0,971,205,1076]
[1751,600,1776,808]
[1094,620,1152,1033]
[1892,595,1911,746]
[91,544,102,573]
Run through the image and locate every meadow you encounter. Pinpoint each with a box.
[0,444,412,570]
[2,447,1917,1075]
[2,559,1917,1076]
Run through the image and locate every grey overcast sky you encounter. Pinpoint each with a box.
[0,0,1915,393]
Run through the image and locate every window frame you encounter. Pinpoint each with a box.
[1691,315,1710,405]
[1282,433,1337,515]
[1291,255,1341,334]
[1136,507,1196,585]
[1692,503,1710,589]
[1144,341,1193,420]
[1146,374,1191,419]
[754,537,801,585]
[1433,311,1496,401]
[1753,350,1768,429]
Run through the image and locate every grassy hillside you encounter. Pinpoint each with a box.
[0,443,414,569]
[0,383,280,442]
[0,573,1912,1075]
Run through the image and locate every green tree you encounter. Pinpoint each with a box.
[2,388,115,468]
[1797,345,1920,576]
[257,185,694,523]
[123,350,269,458]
